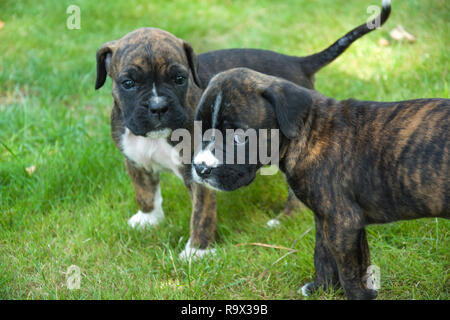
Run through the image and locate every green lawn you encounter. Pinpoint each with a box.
[0,0,449,299]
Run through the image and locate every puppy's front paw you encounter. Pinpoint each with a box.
[128,209,164,229]
[266,218,281,228]
[179,239,216,261]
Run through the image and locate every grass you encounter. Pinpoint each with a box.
[0,0,449,299]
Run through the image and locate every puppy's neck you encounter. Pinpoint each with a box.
[280,92,338,174]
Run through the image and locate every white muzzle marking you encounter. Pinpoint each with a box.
[193,145,219,168]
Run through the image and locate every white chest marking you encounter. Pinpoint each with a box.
[121,128,182,178]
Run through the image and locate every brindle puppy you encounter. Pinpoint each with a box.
[192,68,449,299]
[95,1,391,259]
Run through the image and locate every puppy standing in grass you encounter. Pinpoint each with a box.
[95,1,391,259]
[192,68,449,299]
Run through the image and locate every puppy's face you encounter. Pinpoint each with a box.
[95,28,201,137]
[192,68,312,191]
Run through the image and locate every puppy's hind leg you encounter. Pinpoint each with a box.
[323,213,376,300]
[125,159,165,228]
[283,186,307,216]
[267,186,307,228]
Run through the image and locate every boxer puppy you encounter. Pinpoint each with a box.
[94,1,391,259]
[192,67,449,299]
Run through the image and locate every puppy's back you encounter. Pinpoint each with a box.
[344,98,449,221]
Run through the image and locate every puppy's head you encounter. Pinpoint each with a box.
[192,68,312,191]
[95,28,201,137]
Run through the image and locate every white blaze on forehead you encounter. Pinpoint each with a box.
[211,91,222,129]
[192,91,222,168]
[151,83,164,104]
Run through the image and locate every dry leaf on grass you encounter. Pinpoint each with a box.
[378,38,390,47]
[26,165,37,176]
[236,242,297,252]
[390,25,416,43]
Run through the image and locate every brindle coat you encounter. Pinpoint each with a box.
[95,2,391,252]
[193,68,449,299]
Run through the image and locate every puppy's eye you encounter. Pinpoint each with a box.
[234,133,248,145]
[174,75,186,85]
[121,79,135,90]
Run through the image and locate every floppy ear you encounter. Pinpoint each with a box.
[262,81,312,139]
[183,41,202,88]
[95,40,118,90]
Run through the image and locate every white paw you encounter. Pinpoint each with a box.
[178,239,216,261]
[128,209,164,229]
[299,283,313,297]
[266,218,281,228]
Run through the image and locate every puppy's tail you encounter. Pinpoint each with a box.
[301,0,391,76]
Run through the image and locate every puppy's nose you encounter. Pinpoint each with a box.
[194,163,212,178]
[149,100,168,116]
